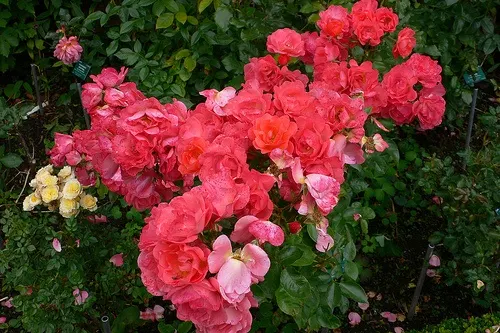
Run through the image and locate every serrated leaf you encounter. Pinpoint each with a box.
[214,7,232,31]
[344,261,359,280]
[326,283,341,310]
[316,306,341,329]
[343,241,356,261]
[156,13,174,29]
[339,279,367,303]
[198,0,213,13]
[0,153,23,168]
[120,20,136,34]
[85,11,104,23]
[106,40,119,56]
[175,11,187,24]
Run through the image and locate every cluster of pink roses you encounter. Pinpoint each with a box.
[46,1,446,331]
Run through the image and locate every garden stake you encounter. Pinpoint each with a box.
[30,64,44,115]
[101,315,111,333]
[76,82,91,129]
[462,88,479,169]
[408,244,434,320]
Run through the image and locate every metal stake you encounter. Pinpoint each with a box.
[101,315,111,333]
[462,88,478,169]
[30,64,44,115]
[408,244,434,320]
[76,82,90,129]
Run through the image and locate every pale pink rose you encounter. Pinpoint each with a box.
[0,317,6,324]
[315,221,334,252]
[429,254,441,267]
[73,288,89,305]
[1,298,13,308]
[231,216,284,246]
[200,87,236,116]
[81,83,103,111]
[90,67,128,88]
[381,311,397,322]
[54,36,83,65]
[353,213,362,221]
[394,327,405,333]
[426,269,436,277]
[373,134,389,152]
[270,148,294,170]
[208,235,270,304]
[109,253,124,267]
[266,28,305,57]
[139,305,164,321]
[358,302,369,311]
[348,312,361,326]
[305,173,340,215]
[52,238,62,252]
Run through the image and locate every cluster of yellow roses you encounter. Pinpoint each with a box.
[23,165,97,218]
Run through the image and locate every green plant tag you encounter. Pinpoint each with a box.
[463,67,486,87]
[72,61,91,80]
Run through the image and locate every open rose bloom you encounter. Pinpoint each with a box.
[33,2,445,332]
[54,36,83,65]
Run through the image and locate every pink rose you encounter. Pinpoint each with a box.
[244,55,282,92]
[382,64,418,105]
[348,312,361,326]
[292,116,333,165]
[73,288,89,305]
[406,54,443,88]
[109,253,124,267]
[81,83,103,111]
[354,18,384,46]
[54,36,83,65]
[112,134,155,176]
[266,28,305,57]
[273,81,314,118]
[375,7,399,32]
[199,87,237,116]
[231,215,284,246]
[393,27,416,59]
[223,87,273,123]
[413,94,446,130]
[318,6,351,39]
[146,189,212,244]
[90,67,128,88]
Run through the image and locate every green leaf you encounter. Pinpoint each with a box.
[184,56,196,72]
[106,40,119,56]
[111,206,122,219]
[152,1,166,16]
[120,20,136,34]
[0,153,23,168]
[139,67,149,81]
[275,286,303,317]
[175,49,190,59]
[292,245,316,266]
[423,45,441,57]
[176,11,187,24]
[445,0,458,5]
[198,0,213,13]
[339,279,367,303]
[164,0,179,12]
[344,261,359,280]
[316,306,341,329]
[214,7,232,31]
[0,38,11,57]
[156,13,174,29]
[177,322,192,333]
[326,283,341,310]
[343,241,356,261]
[187,16,198,25]
[85,11,105,23]
[483,38,495,55]
[157,323,175,333]
[170,84,185,97]
[382,183,395,196]
[111,306,140,333]
[279,268,311,298]
[35,39,44,50]
[133,40,142,53]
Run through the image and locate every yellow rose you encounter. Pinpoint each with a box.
[80,194,98,211]
[39,173,58,187]
[41,185,59,203]
[59,198,79,218]
[62,179,82,200]
[35,165,54,182]
[58,166,74,181]
[23,193,41,211]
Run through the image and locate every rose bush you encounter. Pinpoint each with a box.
[20,1,447,331]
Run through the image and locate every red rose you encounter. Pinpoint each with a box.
[112,133,155,176]
[266,28,305,57]
[292,116,333,165]
[375,7,399,32]
[348,60,379,97]
[249,114,297,154]
[243,55,281,92]
[273,81,314,118]
[382,64,418,104]
[414,94,446,130]
[153,241,210,286]
[406,53,443,88]
[393,27,416,59]
[354,18,384,46]
[318,6,351,39]
[288,221,302,234]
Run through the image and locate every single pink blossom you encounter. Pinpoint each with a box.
[109,253,124,267]
[315,218,334,252]
[353,213,362,221]
[75,239,80,248]
[426,269,436,277]
[432,196,443,205]
[373,134,389,152]
[52,238,62,252]
[381,311,397,322]
[231,215,284,246]
[348,312,361,326]
[199,87,236,116]
[429,254,440,267]
[358,302,369,311]
[0,317,6,324]
[87,215,108,223]
[1,298,13,308]
[394,327,405,333]
[73,288,89,305]
[54,36,83,65]
[140,305,164,321]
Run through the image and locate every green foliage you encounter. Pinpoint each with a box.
[407,312,500,333]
